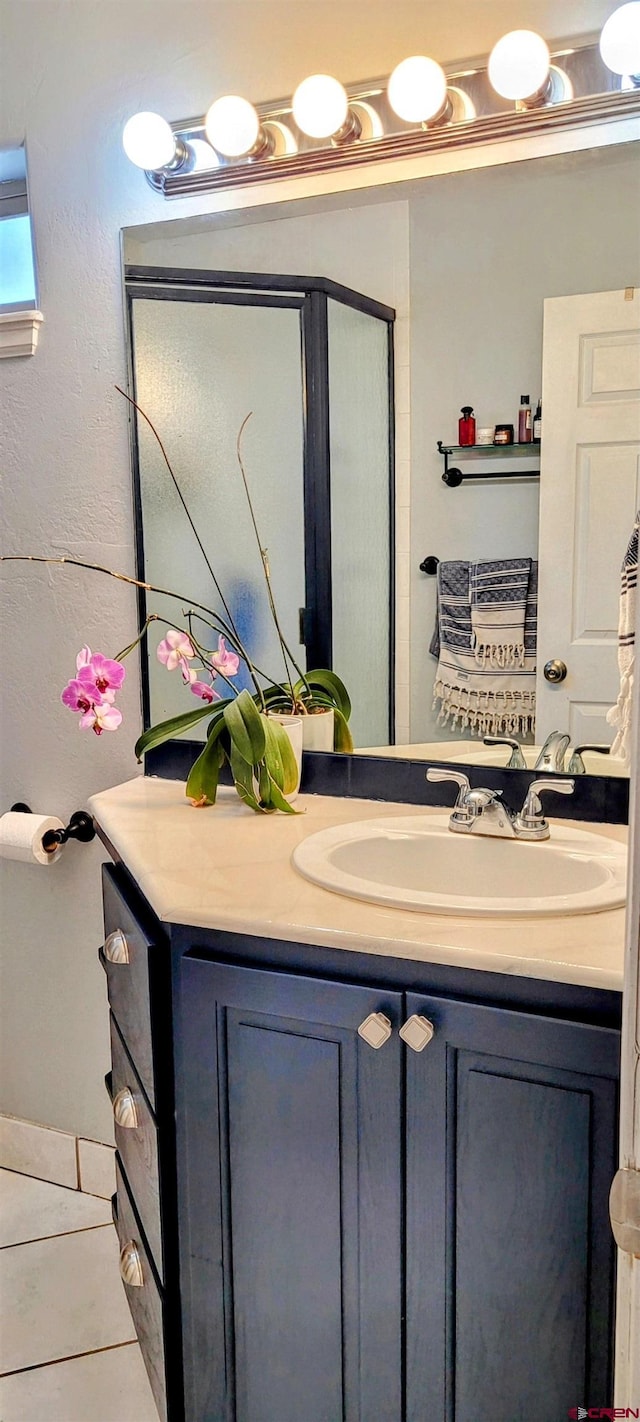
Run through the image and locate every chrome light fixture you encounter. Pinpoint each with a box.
[121,32,640,196]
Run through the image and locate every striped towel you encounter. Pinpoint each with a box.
[470,558,532,668]
[606,511,638,761]
[431,559,538,737]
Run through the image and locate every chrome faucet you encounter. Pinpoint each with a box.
[533,731,570,773]
[426,768,575,841]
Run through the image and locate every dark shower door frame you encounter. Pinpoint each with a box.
[124,266,396,739]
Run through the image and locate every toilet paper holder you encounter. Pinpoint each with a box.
[10,803,96,852]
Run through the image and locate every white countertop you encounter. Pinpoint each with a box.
[88,776,628,993]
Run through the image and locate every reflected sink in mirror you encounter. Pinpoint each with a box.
[292,816,627,918]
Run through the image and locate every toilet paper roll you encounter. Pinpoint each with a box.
[0,812,65,866]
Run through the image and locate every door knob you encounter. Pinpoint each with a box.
[119,1239,144,1288]
[113,1086,138,1130]
[399,1015,435,1052]
[543,659,567,683]
[104,929,130,964]
[358,1012,392,1048]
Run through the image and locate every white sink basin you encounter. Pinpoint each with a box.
[292,815,627,917]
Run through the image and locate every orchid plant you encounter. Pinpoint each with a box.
[11,390,353,816]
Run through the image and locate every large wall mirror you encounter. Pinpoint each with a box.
[123,136,639,783]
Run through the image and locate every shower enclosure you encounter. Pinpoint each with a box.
[125,268,395,747]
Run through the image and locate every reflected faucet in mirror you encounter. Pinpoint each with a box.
[483,732,613,774]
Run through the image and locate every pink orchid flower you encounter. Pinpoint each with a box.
[79,699,123,735]
[61,678,102,715]
[211,635,240,678]
[76,649,125,701]
[191,680,221,704]
[157,630,197,683]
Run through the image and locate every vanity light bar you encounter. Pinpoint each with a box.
[125,31,640,198]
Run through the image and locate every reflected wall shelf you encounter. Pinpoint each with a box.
[438,439,541,487]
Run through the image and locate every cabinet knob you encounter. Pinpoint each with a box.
[119,1239,144,1288]
[113,1086,138,1130]
[358,1012,392,1049]
[543,659,567,683]
[104,929,130,964]
[399,1015,435,1052]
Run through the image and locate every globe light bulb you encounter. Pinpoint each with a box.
[205,96,261,158]
[122,112,176,170]
[488,30,551,101]
[600,2,640,75]
[188,139,221,172]
[387,56,448,123]
[292,74,349,139]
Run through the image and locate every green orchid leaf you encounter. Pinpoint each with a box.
[185,721,226,804]
[258,761,272,806]
[205,706,227,737]
[259,685,295,711]
[224,689,266,765]
[230,744,269,813]
[333,707,354,753]
[297,670,352,721]
[262,773,299,814]
[134,702,229,761]
[264,718,299,795]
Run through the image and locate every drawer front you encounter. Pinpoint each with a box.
[109,1015,163,1283]
[102,868,155,1109]
[114,1157,167,1422]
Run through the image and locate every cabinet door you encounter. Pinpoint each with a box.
[404,994,619,1422]
[177,956,403,1422]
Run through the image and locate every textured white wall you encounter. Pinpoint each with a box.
[0,0,622,1141]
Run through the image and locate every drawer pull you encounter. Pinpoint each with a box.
[113,1086,138,1130]
[119,1239,144,1288]
[104,929,130,964]
[358,1012,392,1049]
[399,1015,435,1052]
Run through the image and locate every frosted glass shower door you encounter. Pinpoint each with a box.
[130,295,306,732]
[327,298,393,747]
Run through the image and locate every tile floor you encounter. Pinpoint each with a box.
[0,1168,159,1421]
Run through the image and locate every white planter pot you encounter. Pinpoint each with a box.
[301,708,335,752]
[268,713,303,802]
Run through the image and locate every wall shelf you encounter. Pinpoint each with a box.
[438,439,541,487]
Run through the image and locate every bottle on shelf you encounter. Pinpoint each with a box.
[533,398,542,440]
[518,395,532,443]
[458,406,476,446]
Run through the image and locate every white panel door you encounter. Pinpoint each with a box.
[536,288,640,744]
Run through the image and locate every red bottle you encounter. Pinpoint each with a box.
[458,406,476,446]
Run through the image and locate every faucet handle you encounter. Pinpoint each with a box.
[567,744,611,775]
[483,736,526,769]
[426,767,470,807]
[516,777,575,838]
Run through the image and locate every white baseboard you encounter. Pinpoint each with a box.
[0,1113,115,1198]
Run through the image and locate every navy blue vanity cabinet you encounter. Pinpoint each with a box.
[404,994,619,1422]
[97,858,620,1422]
[175,956,404,1422]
